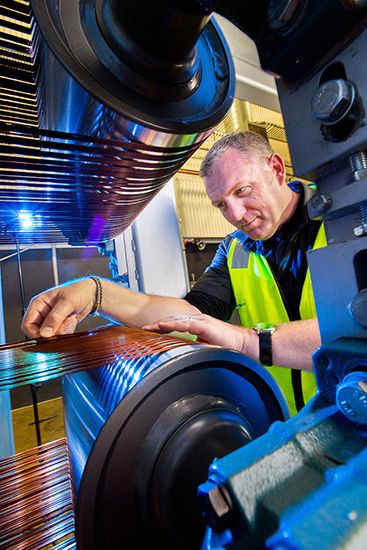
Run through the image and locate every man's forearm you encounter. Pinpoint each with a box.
[243,318,321,371]
[90,277,201,328]
[144,314,320,372]
[21,275,321,372]
[21,276,201,339]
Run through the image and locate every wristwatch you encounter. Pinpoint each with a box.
[252,323,277,366]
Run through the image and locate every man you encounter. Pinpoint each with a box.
[21,131,324,416]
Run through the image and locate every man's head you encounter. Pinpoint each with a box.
[200,130,274,179]
[200,130,299,241]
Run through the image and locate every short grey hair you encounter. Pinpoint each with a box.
[199,130,275,178]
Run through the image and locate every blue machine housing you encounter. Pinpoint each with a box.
[199,338,367,550]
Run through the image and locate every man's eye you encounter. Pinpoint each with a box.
[216,201,226,209]
[237,186,250,196]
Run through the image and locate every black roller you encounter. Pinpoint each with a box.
[31,0,234,138]
[62,333,289,549]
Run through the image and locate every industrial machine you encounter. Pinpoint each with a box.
[0,1,366,550]
[196,2,367,549]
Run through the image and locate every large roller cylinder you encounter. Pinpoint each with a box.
[61,325,290,549]
[0,0,235,244]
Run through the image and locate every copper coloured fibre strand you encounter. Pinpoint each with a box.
[0,438,76,550]
[0,325,203,389]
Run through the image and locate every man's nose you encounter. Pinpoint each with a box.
[228,200,246,221]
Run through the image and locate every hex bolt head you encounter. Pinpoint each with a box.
[309,193,332,214]
[345,168,367,186]
[354,223,367,237]
[311,79,355,125]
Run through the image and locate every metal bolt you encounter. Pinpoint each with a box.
[349,151,367,173]
[336,372,367,425]
[346,152,367,185]
[354,203,367,237]
[348,154,367,235]
[309,193,332,214]
[349,288,367,329]
[311,79,355,125]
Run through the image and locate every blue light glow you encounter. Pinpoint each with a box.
[18,211,33,229]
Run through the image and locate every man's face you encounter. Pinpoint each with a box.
[204,147,294,241]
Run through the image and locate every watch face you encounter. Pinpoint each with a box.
[255,323,275,331]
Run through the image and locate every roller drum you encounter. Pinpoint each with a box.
[62,326,290,549]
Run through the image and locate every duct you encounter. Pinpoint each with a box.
[0,324,289,549]
[0,0,235,245]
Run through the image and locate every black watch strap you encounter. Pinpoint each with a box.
[258,331,273,366]
[252,323,277,367]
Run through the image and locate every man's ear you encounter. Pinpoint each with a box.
[268,153,286,184]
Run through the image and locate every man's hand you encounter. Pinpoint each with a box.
[21,276,202,340]
[21,278,96,339]
[143,313,249,351]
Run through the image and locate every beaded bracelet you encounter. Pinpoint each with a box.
[89,276,103,316]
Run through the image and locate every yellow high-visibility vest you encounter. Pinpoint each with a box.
[227,224,326,416]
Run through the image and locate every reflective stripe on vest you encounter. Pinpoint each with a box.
[227,224,326,416]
